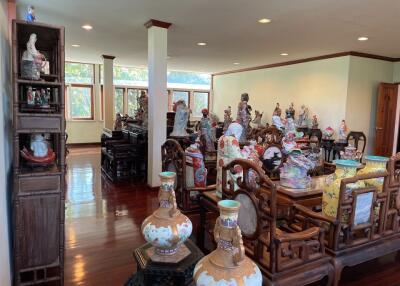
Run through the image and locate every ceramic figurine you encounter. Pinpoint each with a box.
[30,134,48,157]
[251,110,263,129]
[138,91,148,127]
[280,149,315,189]
[312,115,319,129]
[27,86,34,105]
[236,93,252,142]
[199,108,216,153]
[20,134,55,165]
[34,90,41,105]
[113,113,123,131]
[297,104,309,127]
[322,160,365,219]
[282,132,298,154]
[193,200,262,286]
[25,5,36,22]
[357,155,389,192]
[339,119,348,141]
[170,100,190,137]
[323,126,334,139]
[273,102,282,116]
[340,145,362,161]
[185,140,207,188]
[39,88,49,107]
[223,106,232,132]
[141,172,193,262]
[21,34,45,80]
[272,114,284,129]
[285,102,295,119]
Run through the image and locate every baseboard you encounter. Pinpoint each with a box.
[67,142,101,148]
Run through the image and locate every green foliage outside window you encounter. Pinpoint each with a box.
[127,89,139,116]
[114,88,124,115]
[65,62,94,84]
[172,91,189,105]
[69,86,92,118]
[192,92,209,117]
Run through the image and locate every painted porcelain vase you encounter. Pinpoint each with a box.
[340,145,362,161]
[322,160,364,218]
[141,172,192,256]
[357,155,389,192]
[193,200,262,286]
[280,149,315,189]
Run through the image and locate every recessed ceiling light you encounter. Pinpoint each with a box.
[280,53,289,56]
[358,36,368,41]
[82,25,93,30]
[233,62,240,65]
[197,42,207,46]
[71,44,80,47]
[258,18,271,24]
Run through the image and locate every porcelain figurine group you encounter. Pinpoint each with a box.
[21,33,46,80]
[20,134,55,165]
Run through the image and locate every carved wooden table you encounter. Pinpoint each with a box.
[127,240,203,286]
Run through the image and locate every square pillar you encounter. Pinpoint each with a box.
[102,55,115,130]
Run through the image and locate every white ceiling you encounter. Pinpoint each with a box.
[16,0,400,73]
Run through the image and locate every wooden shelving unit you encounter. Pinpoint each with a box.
[12,20,65,286]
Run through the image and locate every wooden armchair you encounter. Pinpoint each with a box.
[221,159,333,286]
[161,139,216,213]
[290,161,400,286]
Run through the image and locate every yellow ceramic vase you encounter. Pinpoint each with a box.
[357,155,389,192]
[322,160,364,218]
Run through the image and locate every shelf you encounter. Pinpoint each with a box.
[17,78,62,87]
[17,164,62,177]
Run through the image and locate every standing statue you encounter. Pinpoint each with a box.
[236,93,252,142]
[138,90,148,127]
[27,86,34,105]
[25,5,36,22]
[21,33,45,80]
[170,100,190,137]
[297,104,309,127]
[273,103,282,116]
[285,102,295,119]
[223,106,233,132]
[114,113,123,131]
[198,109,216,152]
[312,115,319,129]
[251,110,263,129]
[339,119,348,141]
[185,139,207,188]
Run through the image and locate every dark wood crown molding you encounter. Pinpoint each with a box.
[213,51,399,76]
[102,55,115,60]
[144,19,172,29]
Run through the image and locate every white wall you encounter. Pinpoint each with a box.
[346,56,394,153]
[0,0,12,285]
[213,56,351,131]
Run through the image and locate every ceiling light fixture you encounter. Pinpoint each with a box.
[71,44,80,47]
[82,25,93,30]
[233,62,240,65]
[258,18,271,24]
[358,36,369,41]
[280,53,289,56]
[197,42,207,46]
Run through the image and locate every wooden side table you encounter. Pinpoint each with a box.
[128,240,204,286]
[321,138,335,162]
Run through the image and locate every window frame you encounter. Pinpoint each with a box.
[66,83,95,120]
[192,90,210,118]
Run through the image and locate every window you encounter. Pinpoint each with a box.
[192,92,209,117]
[65,62,94,84]
[67,85,93,119]
[114,88,124,115]
[167,71,211,90]
[114,66,148,86]
[172,91,189,106]
[127,89,140,116]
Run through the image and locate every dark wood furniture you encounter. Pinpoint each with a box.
[290,153,400,286]
[127,240,203,286]
[12,20,65,286]
[346,131,367,157]
[199,159,334,285]
[321,138,335,162]
[161,139,216,213]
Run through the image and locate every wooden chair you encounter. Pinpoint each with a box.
[221,159,334,286]
[290,155,400,285]
[346,131,367,157]
[161,139,216,213]
[257,126,284,180]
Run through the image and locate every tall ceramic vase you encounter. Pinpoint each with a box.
[141,171,193,262]
[322,160,364,218]
[357,155,389,192]
[193,200,262,286]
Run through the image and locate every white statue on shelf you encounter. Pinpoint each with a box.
[170,100,190,137]
[297,104,309,127]
[21,33,45,80]
[30,134,48,158]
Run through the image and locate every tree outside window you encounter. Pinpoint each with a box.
[114,88,124,115]
[68,86,93,119]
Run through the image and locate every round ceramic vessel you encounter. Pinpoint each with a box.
[141,172,192,255]
[193,200,262,286]
[358,155,389,192]
[322,160,365,218]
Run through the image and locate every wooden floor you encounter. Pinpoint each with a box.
[64,147,400,286]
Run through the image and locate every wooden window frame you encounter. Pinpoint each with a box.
[66,84,94,120]
[192,90,210,118]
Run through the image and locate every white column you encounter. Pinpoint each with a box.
[146,20,171,187]
[102,55,115,130]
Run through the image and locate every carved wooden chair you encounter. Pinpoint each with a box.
[161,139,216,213]
[290,156,400,286]
[221,159,334,286]
[346,131,367,157]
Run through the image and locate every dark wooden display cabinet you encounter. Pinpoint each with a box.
[12,20,65,286]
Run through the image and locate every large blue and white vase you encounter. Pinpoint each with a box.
[141,172,192,257]
[193,200,262,286]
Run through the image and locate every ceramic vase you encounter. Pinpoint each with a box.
[322,160,364,218]
[357,155,389,192]
[141,172,192,261]
[340,145,362,161]
[193,200,262,286]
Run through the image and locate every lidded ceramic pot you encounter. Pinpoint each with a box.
[357,155,389,192]
[193,200,262,286]
[340,145,362,161]
[141,172,192,260]
[322,160,365,218]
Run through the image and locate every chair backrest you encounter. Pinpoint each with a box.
[346,131,367,154]
[257,126,283,146]
[383,153,400,235]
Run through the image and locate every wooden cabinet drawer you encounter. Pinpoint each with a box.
[18,175,61,194]
[17,114,62,132]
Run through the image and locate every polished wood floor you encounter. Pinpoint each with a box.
[65,147,400,286]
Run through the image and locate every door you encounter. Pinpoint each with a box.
[374,83,399,156]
